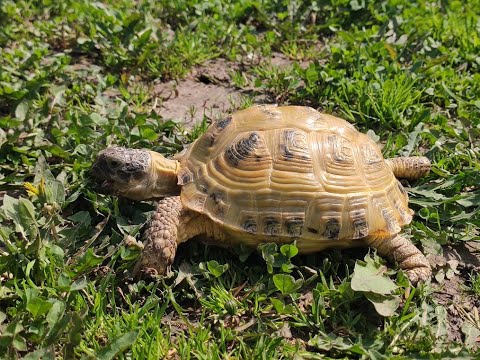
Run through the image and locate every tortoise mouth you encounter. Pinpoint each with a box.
[88,163,122,195]
[94,179,115,194]
[88,171,115,194]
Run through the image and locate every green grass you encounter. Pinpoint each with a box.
[1,0,479,358]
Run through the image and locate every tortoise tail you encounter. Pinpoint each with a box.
[385,156,431,180]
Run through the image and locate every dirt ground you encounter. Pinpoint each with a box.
[429,242,480,342]
[152,58,245,127]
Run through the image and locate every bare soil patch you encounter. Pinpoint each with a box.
[430,242,480,344]
[152,58,245,127]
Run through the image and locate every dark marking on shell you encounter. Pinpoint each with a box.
[280,129,310,162]
[207,134,216,147]
[394,202,408,219]
[179,170,193,185]
[329,136,354,163]
[324,218,340,239]
[264,217,280,236]
[284,129,295,141]
[191,194,206,210]
[397,181,407,197]
[362,145,382,165]
[285,217,304,237]
[216,116,232,130]
[209,191,225,204]
[214,203,227,220]
[280,130,296,160]
[225,132,259,167]
[382,209,397,232]
[307,227,319,234]
[242,218,257,234]
[198,182,209,193]
[279,144,294,160]
[353,218,368,238]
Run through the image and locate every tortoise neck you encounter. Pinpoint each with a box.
[149,151,181,198]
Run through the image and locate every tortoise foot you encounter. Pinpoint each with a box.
[406,266,432,284]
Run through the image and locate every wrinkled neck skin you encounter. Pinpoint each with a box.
[147,151,181,199]
[127,151,180,201]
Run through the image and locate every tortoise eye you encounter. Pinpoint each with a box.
[109,160,120,168]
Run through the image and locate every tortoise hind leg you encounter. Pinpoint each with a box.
[385,156,431,179]
[366,235,431,284]
[133,196,204,277]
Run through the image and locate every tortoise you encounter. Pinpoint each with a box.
[91,105,432,283]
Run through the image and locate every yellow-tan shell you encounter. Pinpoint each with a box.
[178,105,413,250]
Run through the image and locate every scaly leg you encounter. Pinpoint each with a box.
[385,156,431,179]
[366,234,431,284]
[133,196,203,276]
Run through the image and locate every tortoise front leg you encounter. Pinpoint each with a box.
[133,196,203,276]
[366,234,431,284]
[385,156,431,179]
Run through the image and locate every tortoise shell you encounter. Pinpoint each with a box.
[177,105,412,249]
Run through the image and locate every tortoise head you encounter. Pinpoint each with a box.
[90,147,180,201]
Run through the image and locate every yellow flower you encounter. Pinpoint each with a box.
[24,182,39,197]
[24,178,46,197]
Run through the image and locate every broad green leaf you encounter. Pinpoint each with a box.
[18,198,36,224]
[280,243,298,259]
[90,112,108,125]
[309,333,366,353]
[45,313,72,346]
[27,297,53,318]
[420,236,443,256]
[72,248,103,274]
[2,195,38,239]
[259,243,277,273]
[48,244,65,265]
[206,260,228,278]
[435,306,448,339]
[58,273,71,288]
[462,322,480,349]
[49,85,66,108]
[15,102,29,120]
[273,274,303,295]
[365,293,401,317]
[456,193,480,207]
[68,211,91,227]
[23,347,55,360]
[351,258,397,295]
[173,262,203,298]
[96,331,139,360]
[46,300,66,327]
[44,178,66,204]
[0,225,13,242]
[305,65,319,84]
[13,335,27,351]
[70,276,88,291]
[270,298,294,314]
[42,144,71,159]
[139,126,158,141]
